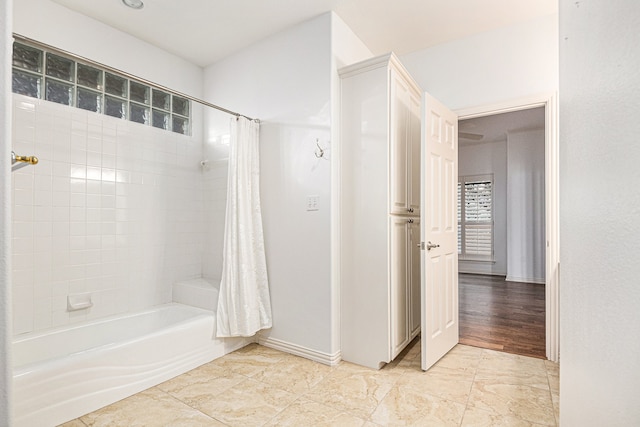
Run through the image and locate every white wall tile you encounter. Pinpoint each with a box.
[12,94,207,335]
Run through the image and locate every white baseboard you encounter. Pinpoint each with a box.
[458,270,506,276]
[458,263,506,276]
[506,275,545,285]
[257,336,341,366]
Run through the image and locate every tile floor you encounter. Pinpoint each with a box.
[60,340,559,426]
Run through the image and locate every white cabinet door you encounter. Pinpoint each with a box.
[409,219,421,338]
[421,92,459,371]
[408,93,422,216]
[390,216,410,359]
[389,68,410,215]
[390,69,421,217]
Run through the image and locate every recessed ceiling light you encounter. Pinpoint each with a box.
[122,0,144,10]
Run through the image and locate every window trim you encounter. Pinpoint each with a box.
[458,173,494,262]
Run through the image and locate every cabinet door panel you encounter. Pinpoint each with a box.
[409,219,421,337]
[389,69,410,215]
[390,217,410,358]
[408,93,421,215]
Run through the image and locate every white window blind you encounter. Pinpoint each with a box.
[458,174,493,260]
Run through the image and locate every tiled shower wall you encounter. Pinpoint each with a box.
[11,94,207,335]
[201,110,231,281]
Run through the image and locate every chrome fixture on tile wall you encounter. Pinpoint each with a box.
[11,150,38,172]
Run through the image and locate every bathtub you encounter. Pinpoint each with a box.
[13,302,251,427]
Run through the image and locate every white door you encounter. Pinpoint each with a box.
[421,92,459,371]
[408,219,421,338]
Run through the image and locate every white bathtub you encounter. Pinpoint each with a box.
[13,302,251,427]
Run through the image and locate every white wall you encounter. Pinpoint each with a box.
[559,0,640,425]
[458,140,507,275]
[506,128,545,283]
[13,0,203,98]
[330,13,372,356]
[204,13,334,356]
[401,14,558,111]
[203,12,371,359]
[1,0,13,423]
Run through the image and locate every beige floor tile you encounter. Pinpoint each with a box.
[238,343,285,357]
[432,344,484,374]
[467,381,556,426]
[157,361,247,404]
[461,406,549,426]
[79,387,224,427]
[395,365,474,404]
[338,359,406,381]
[210,343,284,377]
[370,386,465,426]
[191,377,297,427]
[397,338,420,361]
[551,391,560,425]
[305,362,398,419]
[545,361,560,396]
[251,352,333,394]
[475,349,549,390]
[548,372,559,395]
[65,342,561,427]
[479,350,547,373]
[58,420,87,427]
[264,397,367,426]
[378,357,417,377]
[479,349,546,371]
[544,360,559,376]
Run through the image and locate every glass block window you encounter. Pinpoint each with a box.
[46,53,74,82]
[77,64,103,90]
[12,43,42,72]
[11,40,191,135]
[130,81,150,105]
[12,70,41,98]
[105,73,127,98]
[45,79,73,106]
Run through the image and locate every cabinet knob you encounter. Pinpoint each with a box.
[407,208,414,213]
[408,219,414,224]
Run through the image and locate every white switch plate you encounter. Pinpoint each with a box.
[306,195,319,211]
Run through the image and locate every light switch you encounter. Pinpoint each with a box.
[306,195,319,211]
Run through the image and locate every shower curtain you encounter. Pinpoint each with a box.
[216,116,273,337]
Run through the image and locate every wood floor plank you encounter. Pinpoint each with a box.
[459,273,546,359]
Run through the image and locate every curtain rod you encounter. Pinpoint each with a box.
[12,33,259,123]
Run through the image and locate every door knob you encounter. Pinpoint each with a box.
[426,241,440,251]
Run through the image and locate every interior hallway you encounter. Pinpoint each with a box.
[60,340,559,426]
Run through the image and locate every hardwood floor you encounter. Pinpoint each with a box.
[459,273,546,359]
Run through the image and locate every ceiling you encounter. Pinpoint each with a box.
[50,0,557,67]
[459,107,545,147]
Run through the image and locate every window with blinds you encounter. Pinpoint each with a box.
[458,174,493,261]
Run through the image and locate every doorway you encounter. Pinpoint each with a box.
[456,96,559,362]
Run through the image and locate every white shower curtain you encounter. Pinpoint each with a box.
[216,116,273,337]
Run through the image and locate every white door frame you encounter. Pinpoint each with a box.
[455,93,560,363]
